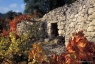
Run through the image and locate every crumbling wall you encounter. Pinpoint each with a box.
[42,0,95,45]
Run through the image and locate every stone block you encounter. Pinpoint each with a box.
[58,25,63,29]
[83,5,86,9]
[88,12,95,20]
[82,24,89,31]
[89,0,95,5]
[89,19,95,26]
[77,16,86,22]
[70,14,74,19]
[73,18,76,21]
[75,14,79,18]
[85,32,95,37]
[47,23,51,27]
[81,9,85,14]
[69,22,75,27]
[59,16,66,21]
[58,30,63,35]
[79,6,83,11]
[87,26,95,31]
[90,37,95,42]
[86,37,92,41]
[44,38,50,42]
[48,29,51,33]
[57,22,61,26]
[50,21,58,23]
[88,8,94,15]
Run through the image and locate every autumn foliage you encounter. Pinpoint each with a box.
[0,14,32,37]
[28,30,95,64]
[9,14,32,32]
[50,30,95,64]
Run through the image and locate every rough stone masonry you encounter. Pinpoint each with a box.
[42,0,95,46]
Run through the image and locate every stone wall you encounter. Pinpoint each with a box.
[42,0,95,46]
[16,21,33,36]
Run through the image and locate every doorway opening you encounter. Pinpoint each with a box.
[51,23,58,38]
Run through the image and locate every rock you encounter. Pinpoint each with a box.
[50,46,66,55]
[44,38,50,42]
[86,37,92,41]
[42,0,95,46]
[58,25,63,29]
[72,18,76,21]
[89,0,95,5]
[88,12,95,20]
[83,5,86,9]
[79,6,83,11]
[84,32,95,37]
[75,14,79,18]
[88,8,94,15]
[87,26,94,31]
[77,16,86,22]
[89,19,95,26]
[47,23,51,27]
[58,30,63,35]
[69,22,75,27]
[82,24,89,31]
[70,14,74,19]
[90,37,95,42]
[93,3,95,7]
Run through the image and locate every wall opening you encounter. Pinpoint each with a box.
[51,23,58,38]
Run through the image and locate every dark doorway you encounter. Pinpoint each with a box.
[51,23,58,38]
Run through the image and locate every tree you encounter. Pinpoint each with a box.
[24,0,65,16]
[6,11,22,20]
[17,12,22,16]
[24,0,77,16]
[6,10,17,20]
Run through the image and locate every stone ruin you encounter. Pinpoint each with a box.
[42,0,95,46]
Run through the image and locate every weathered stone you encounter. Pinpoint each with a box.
[66,14,70,20]
[58,25,63,29]
[84,32,95,37]
[48,29,51,33]
[59,16,65,20]
[93,3,95,7]
[44,38,50,42]
[89,19,95,26]
[86,37,92,41]
[57,22,61,26]
[61,22,65,25]
[75,14,78,18]
[79,6,83,11]
[90,37,95,42]
[47,23,51,27]
[58,30,63,35]
[80,13,84,17]
[88,8,94,15]
[69,22,75,27]
[83,5,86,8]
[87,26,95,31]
[77,16,86,22]
[42,0,95,44]
[82,24,89,31]
[80,9,85,14]
[89,0,95,5]
[70,14,74,19]
[72,18,76,21]
[88,12,95,20]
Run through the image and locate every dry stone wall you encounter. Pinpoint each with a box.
[42,0,95,46]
